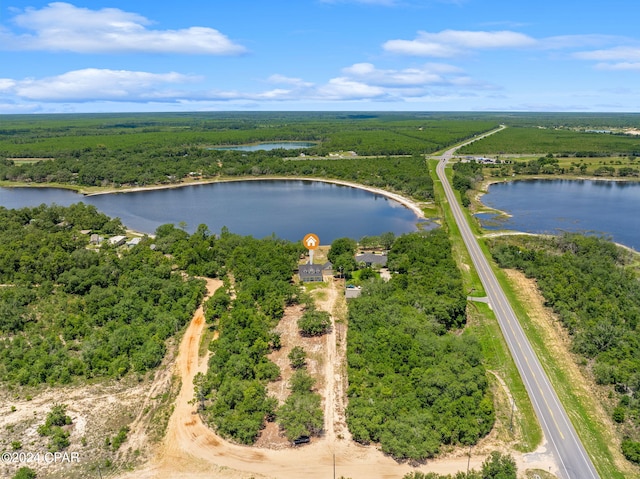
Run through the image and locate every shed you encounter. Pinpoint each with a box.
[345,285,362,299]
[89,234,104,245]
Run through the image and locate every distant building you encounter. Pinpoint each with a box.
[355,253,388,268]
[108,235,127,246]
[345,285,362,299]
[89,234,103,245]
[298,263,324,282]
[477,157,496,164]
[322,261,333,276]
[127,237,142,248]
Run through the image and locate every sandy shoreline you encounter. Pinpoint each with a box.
[83,176,428,220]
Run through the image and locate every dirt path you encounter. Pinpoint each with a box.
[313,277,350,443]
[117,277,558,479]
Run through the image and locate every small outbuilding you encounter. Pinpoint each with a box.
[345,285,362,299]
[127,237,142,248]
[322,261,333,278]
[89,234,104,245]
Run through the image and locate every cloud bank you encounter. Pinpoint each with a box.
[1,2,246,54]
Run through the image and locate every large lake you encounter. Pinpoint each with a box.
[478,179,640,251]
[0,180,427,242]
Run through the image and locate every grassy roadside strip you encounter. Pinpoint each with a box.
[486,258,630,479]
[430,159,485,294]
[445,150,629,476]
[428,159,541,452]
[441,152,626,475]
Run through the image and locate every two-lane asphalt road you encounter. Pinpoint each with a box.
[436,128,600,479]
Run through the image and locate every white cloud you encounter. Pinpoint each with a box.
[384,29,536,57]
[319,0,468,5]
[4,68,199,102]
[573,45,640,71]
[1,2,246,54]
[540,34,623,50]
[267,74,314,87]
[574,46,640,62]
[0,60,490,107]
[594,62,640,71]
[319,0,400,6]
[315,78,388,100]
[342,62,465,86]
[256,89,294,99]
[0,79,17,92]
[383,39,459,57]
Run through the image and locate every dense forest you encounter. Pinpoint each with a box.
[0,112,497,156]
[0,204,205,385]
[488,233,640,464]
[181,230,316,444]
[346,230,494,460]
[452,161,484,207]
[0,113,496,203]
[402,452,516,479]
[459,126,640,156]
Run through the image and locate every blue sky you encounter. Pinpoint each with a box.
[1,0,639,113]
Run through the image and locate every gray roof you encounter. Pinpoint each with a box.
[355,253,388,265]
[298,263,324,282]
[299,264,323,275]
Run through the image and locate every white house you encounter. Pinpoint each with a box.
[108,235,127,246]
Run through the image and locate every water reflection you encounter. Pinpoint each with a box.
[478,179,640,251]
[0,180,430,242]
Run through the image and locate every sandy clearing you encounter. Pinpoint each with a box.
[114,275,562,479]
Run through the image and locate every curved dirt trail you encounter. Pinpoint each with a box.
[118,277,553,479]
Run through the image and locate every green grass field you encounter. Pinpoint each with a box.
[459,126,640,156]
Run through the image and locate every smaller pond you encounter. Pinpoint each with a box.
[209,142,317,152]
[477,179,640,251]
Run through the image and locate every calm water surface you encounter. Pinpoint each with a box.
[210,142,316,151]
[0,180,427,242]
[478,179,640,251]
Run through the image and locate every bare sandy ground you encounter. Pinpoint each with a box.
[115,277,559,479]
